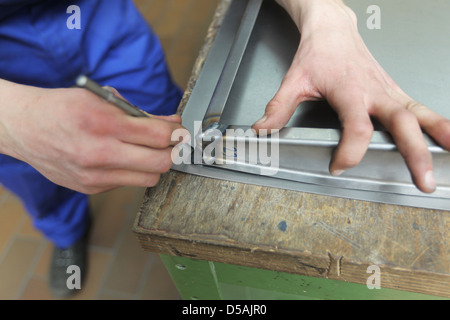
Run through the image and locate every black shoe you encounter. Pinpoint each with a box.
[49,226,89,298]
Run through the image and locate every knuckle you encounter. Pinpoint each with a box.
[74,152,93,168]
[404,101,426,113]
[351,122,373,141]
[76,110,98,130]
[74,143,112,168]
[390,108,416,126]
[153,122,174,148]
[171,128,190,145]
[77,110,116,136]
[75,151,101,168]
[77,170,96,189]
[75,169,108,193]
[267,97,283,110]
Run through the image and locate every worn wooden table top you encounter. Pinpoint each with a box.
[133,0,449,298]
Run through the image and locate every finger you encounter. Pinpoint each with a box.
[116,144,175,174]
[103,86,125,100]
[118,117,186,148]
[103,86,183,123]
[252,75,309,133]
[377,107,436,193]
[152,114,183,124]
[73,145,172,193]
[404,101,450,150]
[329,108,374,175]
[81,169,162,194]
[105,170,161,188]
[102,86,153,118]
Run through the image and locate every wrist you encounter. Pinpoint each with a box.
[0,79,12,155]
[276,0,357,34]
[0,79,32,160]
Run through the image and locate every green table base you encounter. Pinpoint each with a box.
[160,255,446,300]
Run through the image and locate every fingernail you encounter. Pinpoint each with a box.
[253,114,267,126]
[331,170,345,177]
[104,86,116,94]
[424,170,436,192]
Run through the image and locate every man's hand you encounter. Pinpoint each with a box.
[253,0,450,193]
[0,80,185,194]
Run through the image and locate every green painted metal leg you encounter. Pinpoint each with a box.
[160,255,446,300]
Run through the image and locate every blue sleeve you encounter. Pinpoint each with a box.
[0,0,181,115]
[0,0,39,4]
[0,0,40,20]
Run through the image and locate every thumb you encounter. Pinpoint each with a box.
[252,77,307,133]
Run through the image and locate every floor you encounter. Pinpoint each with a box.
[0,0,219,300]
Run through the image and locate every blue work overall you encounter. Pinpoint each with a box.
[0,0,182,248]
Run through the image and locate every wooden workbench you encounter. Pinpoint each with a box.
[133,0,449,299]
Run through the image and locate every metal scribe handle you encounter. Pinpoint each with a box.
[76,75,150,118]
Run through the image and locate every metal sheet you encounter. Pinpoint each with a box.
[202,0,263,129]
[175,0,450,210]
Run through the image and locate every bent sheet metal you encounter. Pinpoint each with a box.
[173,0,450,210]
